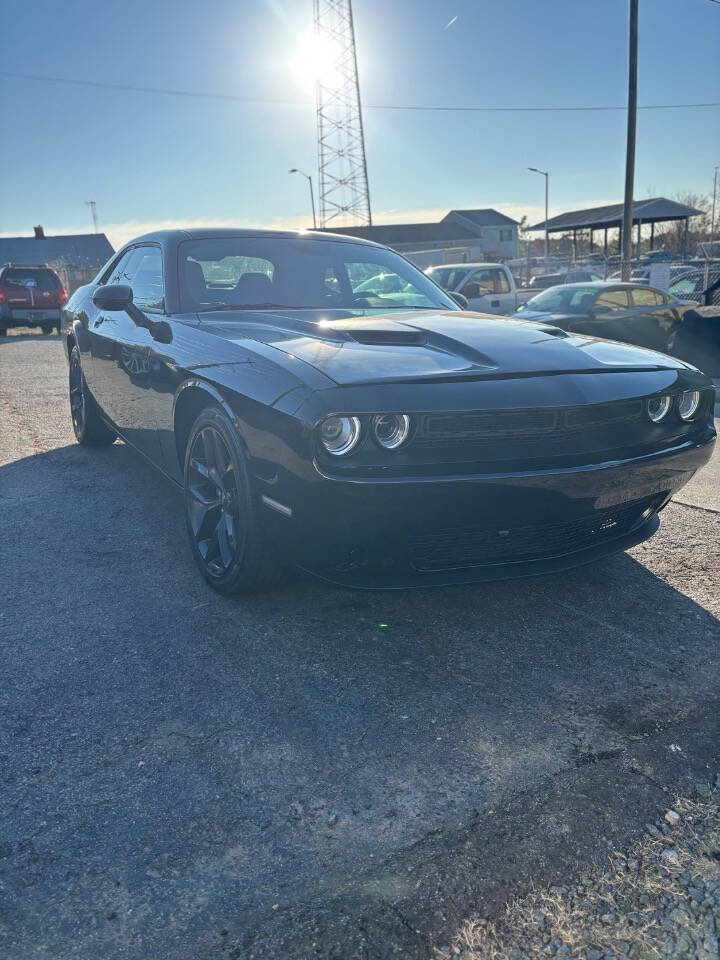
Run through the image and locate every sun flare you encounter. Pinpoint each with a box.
[291,29,343,89]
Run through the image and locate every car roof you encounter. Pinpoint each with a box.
[428,262,501,270]
[530,280,677,298]
[129,227,385,248]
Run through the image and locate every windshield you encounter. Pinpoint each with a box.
[521,285,599,314]
[180,237,459,313]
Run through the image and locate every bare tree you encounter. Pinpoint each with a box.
[656,191,711,252]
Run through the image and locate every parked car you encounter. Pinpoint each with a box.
[514,281,720,364]
[62,230,715,594]
[425,262,535,313]
[669,268,720,306]
[0,263,67,335]
[526,269,603,290]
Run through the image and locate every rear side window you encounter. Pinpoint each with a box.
[630,288,663,307]
[2,268,60,291]
[596,289,630,310]
[492,268,511,294]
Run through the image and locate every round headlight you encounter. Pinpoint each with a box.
[372,413,411,450]
[647,395,671,423]
[677,390,700,421]
[319,415,361,456]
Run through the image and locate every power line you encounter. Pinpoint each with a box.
[0,70,718,114]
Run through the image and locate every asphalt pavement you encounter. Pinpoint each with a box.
[1,333,719,960]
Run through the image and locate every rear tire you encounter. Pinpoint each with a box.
[69,345,115,446]
[184,406,281,594]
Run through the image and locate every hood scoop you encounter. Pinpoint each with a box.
[536,325,569,338]
[348,328,427,346]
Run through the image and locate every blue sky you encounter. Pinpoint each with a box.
[0,0,718,247]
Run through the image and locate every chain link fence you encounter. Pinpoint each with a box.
[509,255,720,307]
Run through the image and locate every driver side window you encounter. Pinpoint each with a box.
[106,246,164,312]
[106,249,138,286]
[462,269,494,298]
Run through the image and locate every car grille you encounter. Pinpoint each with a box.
[410,495,658,572]
[406,400,661,465]
[417,400,644,446]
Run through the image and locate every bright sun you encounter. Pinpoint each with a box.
[291,29,343,89]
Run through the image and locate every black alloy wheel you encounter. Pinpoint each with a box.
[186,425,244,578]
[183,406,281,594]
[68,345,115,446]
[69,348,86,437]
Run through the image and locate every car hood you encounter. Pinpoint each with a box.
[196,308,686,386]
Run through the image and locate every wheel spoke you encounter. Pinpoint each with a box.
[216,514,233,568]
[189,456,210,481]
[188,483,220,508]
[210,430,228,477]
[189,497,221,540]
[223,511,237,551]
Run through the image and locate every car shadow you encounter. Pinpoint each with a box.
[0,330,62,343]
[2,439,719,959]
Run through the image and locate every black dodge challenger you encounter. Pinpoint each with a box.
[61,229,716,593]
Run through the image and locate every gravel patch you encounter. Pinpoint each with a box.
[446,790,720,960]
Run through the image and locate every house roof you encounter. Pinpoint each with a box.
[529,197,704,233]
[0,233,115,268]
[445,208,520,228]
[319,220,480,245]
[319,208,518,246]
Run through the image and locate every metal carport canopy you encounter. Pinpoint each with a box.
[529,197,703,233]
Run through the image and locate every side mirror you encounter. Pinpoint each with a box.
[93,284,133,311]
[450,292,469,309]
[92,283,172,345]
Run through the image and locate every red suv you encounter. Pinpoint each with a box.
[0,263,68,335]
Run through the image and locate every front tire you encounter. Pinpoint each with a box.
[184,406,280,594]
[41,324,53,335]
[69,345,115,446]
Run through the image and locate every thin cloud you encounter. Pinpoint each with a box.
[444,15,458,28]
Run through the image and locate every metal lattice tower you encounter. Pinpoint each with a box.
[314,0,372,228]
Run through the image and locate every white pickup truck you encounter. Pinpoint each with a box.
[426,262,535,315]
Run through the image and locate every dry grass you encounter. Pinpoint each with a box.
[438,793,720,960]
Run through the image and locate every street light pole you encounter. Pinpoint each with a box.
[289,169,317,229]
[528,167,549,259]
[711,165,718,247]
[621,0,639,281]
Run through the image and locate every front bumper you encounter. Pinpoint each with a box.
[0,308,61,327]
[266,429,715,588]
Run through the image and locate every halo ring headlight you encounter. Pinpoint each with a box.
[677,390,700,421]
[647,395,671,423]
[319,415,361,456]
[372,413,411,450]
